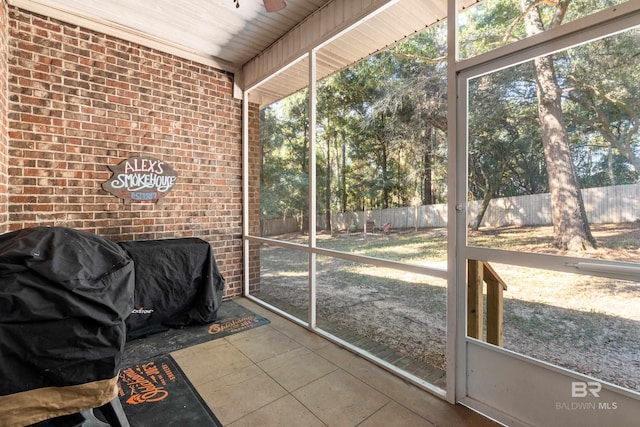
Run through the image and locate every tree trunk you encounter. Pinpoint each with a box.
[607,148,616,185]
[341,132,347,212]
[381,138,390,209]
[423,126,434,205]
[325,133,332,234]
[473,189,494,231]
[473,162,506,231]
[522,0,596,250]
[301,119,309,234]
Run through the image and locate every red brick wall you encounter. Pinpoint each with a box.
[247,102,261,293]
[0,0,9,231]
[5,6,256,298]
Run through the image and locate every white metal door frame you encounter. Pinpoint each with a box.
[451,3,640,425]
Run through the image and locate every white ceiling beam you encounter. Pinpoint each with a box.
[241,0,397,92]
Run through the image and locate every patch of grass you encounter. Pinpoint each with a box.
[258,223,640,391]
[317,229,448,262]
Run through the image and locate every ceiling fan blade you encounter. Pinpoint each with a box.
[263,0,286,13]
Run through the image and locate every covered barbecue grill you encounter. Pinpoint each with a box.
[0,226,134,426]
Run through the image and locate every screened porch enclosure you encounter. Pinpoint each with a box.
[251,236,450,390]
[242,1,640,425]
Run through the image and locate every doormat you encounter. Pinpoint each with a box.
[122,300,270,365]
[118,353,222,427]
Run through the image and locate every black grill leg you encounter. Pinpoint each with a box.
[94,398,130,427]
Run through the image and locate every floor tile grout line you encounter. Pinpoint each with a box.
[227,389,329,427]
[172,300,493,427]
[222,334,330,427]
[238,301,456,425]
[223,316,390,426]
[354,400,394,427]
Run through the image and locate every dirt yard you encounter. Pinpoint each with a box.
[256,223,640,392]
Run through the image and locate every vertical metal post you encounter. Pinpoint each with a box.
[308,50,317,329]
[242,91,251,297]
[447,0,461,405]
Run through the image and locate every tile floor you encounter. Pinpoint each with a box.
[171,298,500,427]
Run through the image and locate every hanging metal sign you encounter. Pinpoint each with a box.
[102,156,178,202]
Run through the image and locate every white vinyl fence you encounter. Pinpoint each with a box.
[262,183,640,235]
[468,182,640,227]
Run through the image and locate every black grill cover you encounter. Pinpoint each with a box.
[117,238,225,340]
[0,227,135,396]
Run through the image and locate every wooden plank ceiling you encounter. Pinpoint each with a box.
[247,0,481,106]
